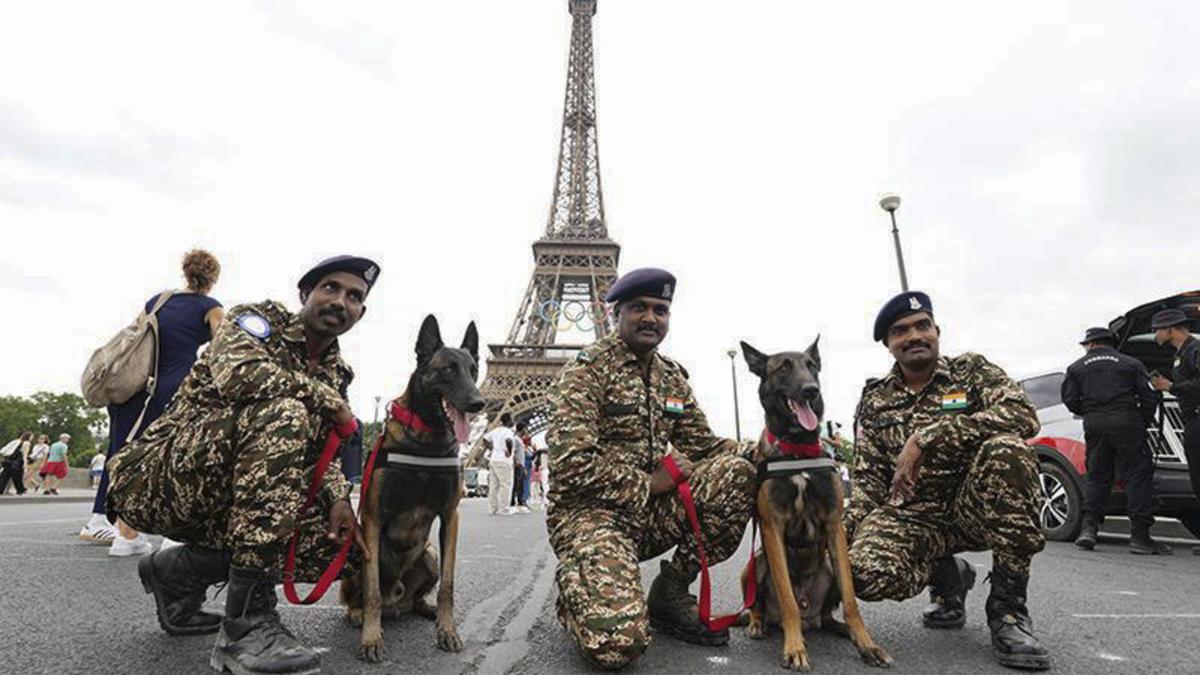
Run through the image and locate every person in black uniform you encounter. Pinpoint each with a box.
[1061,327,1170,555]
[1149,309,1200,555]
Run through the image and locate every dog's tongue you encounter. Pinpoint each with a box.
[446,403,472,444]
[789,399,820,432]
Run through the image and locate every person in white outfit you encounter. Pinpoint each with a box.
[483,413,517,515]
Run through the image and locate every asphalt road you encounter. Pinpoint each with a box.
[1,498,1197,675]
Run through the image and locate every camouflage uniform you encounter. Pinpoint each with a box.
[546,333,756,670]
[846,352,1044,602]
[107,300,354,579]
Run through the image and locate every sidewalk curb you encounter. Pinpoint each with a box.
[1,495,95,505]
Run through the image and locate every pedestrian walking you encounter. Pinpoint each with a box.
[90,451,107,489]
[546,268,756,668]
[105,255,378,675]
[520,424,535,508]
[81,249,224,556]
[0,431,32,495]
[24,434,49,493]
[1148,309,1200,555]
[510,423,530,512]
[39,433,71,495]
[848,292,1049,670]
[1062,327,1170,554]
[484,413,517,515]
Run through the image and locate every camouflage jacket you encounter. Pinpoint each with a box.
[845,352,1039,538]
[127,300,353,504]
[546,333,741,521]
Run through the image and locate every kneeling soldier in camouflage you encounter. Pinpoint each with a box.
[107,255,379,675]
[847,292,1050,670]
[545,268,757,670]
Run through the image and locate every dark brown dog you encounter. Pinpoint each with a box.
[740,338,891,671]
[341,315,485,661]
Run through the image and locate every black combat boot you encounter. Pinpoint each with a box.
[1129,520,1173,556]
[138,544,229,636]
[922,556,976,629]
[646,561,729,646]
[985,566,1051,671]
[210,567,321,675]
[1073,517,1098,551]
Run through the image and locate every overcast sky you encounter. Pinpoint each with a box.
[2,1,1198,439]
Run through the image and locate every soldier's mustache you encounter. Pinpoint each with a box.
[320,307,347,322]
[902,341,929,351]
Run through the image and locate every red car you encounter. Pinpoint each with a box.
[1021,291,1200,541]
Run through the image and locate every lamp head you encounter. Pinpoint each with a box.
[879,193,901,213]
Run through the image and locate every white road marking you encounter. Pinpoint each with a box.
[1074,614,1200,619]
[707,656,731,665]
[1096,652,1126,662]
[1107,590,1139,596]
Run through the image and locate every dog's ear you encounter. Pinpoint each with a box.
[805,334,821,372]
[416,314,443,365]
[461,321,480,364]
[740,341,768,377]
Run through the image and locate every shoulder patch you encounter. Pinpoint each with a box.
[236,313,272,340]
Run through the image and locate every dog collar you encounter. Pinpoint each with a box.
[390,401,434,434]
[385,453,461,473]
[764,429,824,459]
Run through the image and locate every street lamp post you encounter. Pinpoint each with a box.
[726,349,742,443]
[878,193,909,292]
[373,395,382,426]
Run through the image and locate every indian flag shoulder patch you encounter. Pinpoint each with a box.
[941,392,968,411]
[664,397,686,415]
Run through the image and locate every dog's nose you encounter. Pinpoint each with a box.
[800,384,820,401]
[464,397,486,414]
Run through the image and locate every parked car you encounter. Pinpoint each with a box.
[1020,291,1200,541]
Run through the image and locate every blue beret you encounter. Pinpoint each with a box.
[298,255,381,296]
[874,291,933,342]
[605,268,676,304]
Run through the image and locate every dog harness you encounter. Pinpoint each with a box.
[382,402,462,474]
[757,429,835,480]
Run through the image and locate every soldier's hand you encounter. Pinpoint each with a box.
[1151,375,1172,392]
[890,436,924,502]
[650,451,693,494]
[327,499,365,552]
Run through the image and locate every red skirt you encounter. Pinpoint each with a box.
[39,461,68,479]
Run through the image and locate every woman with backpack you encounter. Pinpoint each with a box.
[0,431,32,495]
[79,249,224,557]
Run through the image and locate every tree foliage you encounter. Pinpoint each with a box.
[0,392,108,467]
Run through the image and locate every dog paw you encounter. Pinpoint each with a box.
[747,616,767,640]
[436,625,463,652]
[859,644,893,668]
[782,648,811,672]
[345,608,364,627]
[361,638,385,664]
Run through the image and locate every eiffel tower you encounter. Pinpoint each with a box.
[469,0,619,462]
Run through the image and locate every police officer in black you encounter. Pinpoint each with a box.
[1149,309,1200,555]
[1062,327,1170,554]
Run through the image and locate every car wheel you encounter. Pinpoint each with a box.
[1038,461,1082,541]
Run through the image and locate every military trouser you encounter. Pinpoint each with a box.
[107,397,351,581]
[548,453,756,670]
[1082,424,1155,526]
[849,434,1044,602]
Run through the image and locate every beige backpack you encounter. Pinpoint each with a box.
[80,290,176,419]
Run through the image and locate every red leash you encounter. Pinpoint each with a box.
[282,417,387,605]
[661,454,757,632]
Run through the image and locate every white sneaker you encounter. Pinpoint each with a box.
[79,515,118,545]
[499,507,516,516]
[159,537,184,551]
[517,506,532,514]
[108,534,153,557]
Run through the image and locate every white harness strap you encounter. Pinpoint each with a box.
[385,453,461,470]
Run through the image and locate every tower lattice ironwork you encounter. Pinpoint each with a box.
[469,0,620,463]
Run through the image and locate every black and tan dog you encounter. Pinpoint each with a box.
[341,315,485,661]
[740,338,891,671]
